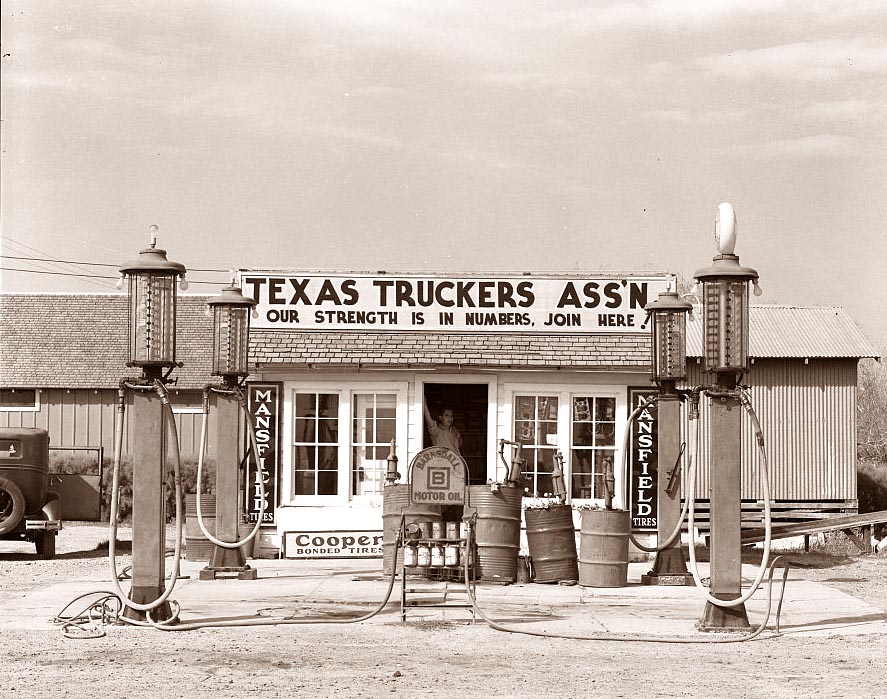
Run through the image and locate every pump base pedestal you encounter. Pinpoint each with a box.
[642,547,691,586]
[122,586,176,623]
[697,599,750,632]
[199,565,257,581]
[199,543,257,580]
[641,573,694,586]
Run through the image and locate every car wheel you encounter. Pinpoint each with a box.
[0,475,26,535]
[36,531,56,560]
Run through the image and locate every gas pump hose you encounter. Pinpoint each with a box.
[54,381,187,637]
[107,380,186,625]
[462,389,791,644]
[462,553,790,644]
[685,388,774,609]
[192,385,266,550]
[55,512,404,636]
[136,518,404,632]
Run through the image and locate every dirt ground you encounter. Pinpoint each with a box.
[2,524,885,699]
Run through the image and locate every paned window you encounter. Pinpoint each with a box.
[513,395,559,497]
[571,396,617,500]
[352,393,396,498]
[293,392,339,496]
[0,389,39,411]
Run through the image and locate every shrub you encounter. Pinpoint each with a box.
[858,460,887,538]
[101,455,216,524]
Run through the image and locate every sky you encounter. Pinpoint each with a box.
[2,0,886,347]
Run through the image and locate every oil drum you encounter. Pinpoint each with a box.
[525,504,578,583]
[467,484,522,583]
[381,484,442,574]
[184,494,216,562]
[578,508,630,587]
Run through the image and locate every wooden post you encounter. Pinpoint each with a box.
[124,389,173,622]
[201,390,255,579]
[699,392,750,630]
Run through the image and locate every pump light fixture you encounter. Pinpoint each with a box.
[207,282,257,386]
[693,203,760,382]
[118,227,187,379]
[645,289,692,389]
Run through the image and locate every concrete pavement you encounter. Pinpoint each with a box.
[4,554,886,640]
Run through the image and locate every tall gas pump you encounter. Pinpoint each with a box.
[198,282,261,580]
[641,289,693,585]
[117,229,188,622]
[693,202,761,631]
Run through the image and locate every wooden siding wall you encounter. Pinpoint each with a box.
[0,388,217,463]
[683,358,858,501]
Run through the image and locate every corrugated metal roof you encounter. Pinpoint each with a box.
[687,305,879,359]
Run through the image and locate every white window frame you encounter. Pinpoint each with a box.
[502,383,627,508]
[349,389,403,505]
[283,381,408,506]
[167,389,203,415]
[0,388,41,412]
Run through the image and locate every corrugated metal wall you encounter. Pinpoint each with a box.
[0,388,213,463]
[683,358,858,501]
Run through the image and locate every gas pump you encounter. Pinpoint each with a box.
[639,289,694,585]
[692,202,766,631]
[195,282,266,581]
[114,229,188,623]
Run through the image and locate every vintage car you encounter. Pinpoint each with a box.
[0,428,61,559]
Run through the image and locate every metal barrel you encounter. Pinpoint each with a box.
[578,508,630,587]
[184,494,216,562]
[467,484,523,583]
[381,484,442,575]
[525,505,578,583]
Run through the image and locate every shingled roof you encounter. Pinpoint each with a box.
[250,330,648,370]
[0,294,877,389]
[0,293,215,389]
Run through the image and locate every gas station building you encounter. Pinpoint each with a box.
[0,273,878,558]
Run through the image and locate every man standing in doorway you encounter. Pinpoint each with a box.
[423,399,463,455]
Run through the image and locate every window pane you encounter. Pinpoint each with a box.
[571,449,595,499]
[318,469,338,495]
[376,418,396,445]
[317,418,338,442]
[295,393,316,417]
[295,467,316,496]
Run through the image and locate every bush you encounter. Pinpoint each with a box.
[858,460,887,538]
[101,455,216,523]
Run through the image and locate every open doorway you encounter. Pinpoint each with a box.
[422,383,488,485]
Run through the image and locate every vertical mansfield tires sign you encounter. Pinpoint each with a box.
[244,383,281,525]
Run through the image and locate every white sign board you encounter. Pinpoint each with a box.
[283,530,383,559]
[239,272,671,333]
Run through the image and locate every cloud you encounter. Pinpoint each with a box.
[718,133,858,158]
[543,0,784,32]
[700,38,887,82]
[799,99,881,124]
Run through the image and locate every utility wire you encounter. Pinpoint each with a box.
[1,266,229,286]
[1,239,117,290]
[1,253,233,274]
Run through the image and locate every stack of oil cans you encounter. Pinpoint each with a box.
[402,520,468,570]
